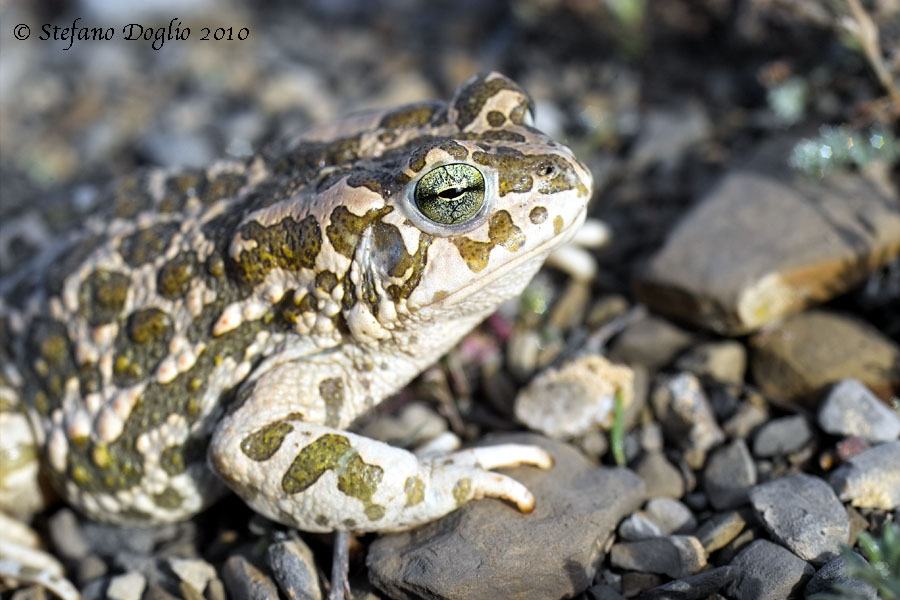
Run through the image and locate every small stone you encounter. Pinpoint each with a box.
[76,554,108,586]
[675,341,747,385]
[47,509,90,561]
[703,439,756,509]
[167,558,216,595]
[585,294,629,329]
[619,514,664,541]
[829,440,900,509]
[752,415,812,458]
[725,539,814,600]
[749,473,849,564]
[609,535,707,578]
[635,167,900,335]
[651,373,725,469]
[106,572,146,600]
[515,355,634,438]
[804,552,878,599]
[221,555,280,600]
[206,578,227,600]
[635,452,685,499]
[586,583,625,600]
[266,537,322,600]
[609,316,694,371]
[144,585,179,600]
[722,399,769,439]
[367,434,645,600]
[640,565,741,600]
[751,311,900,402]
[693,510,748,553]
[621,572,663,597]
[818,379,900,442]
[644,498,697,535]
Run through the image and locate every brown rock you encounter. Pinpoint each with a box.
[635,169,900,335]
[750,311,900,402]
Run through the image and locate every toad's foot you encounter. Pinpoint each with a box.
[209,409,551,533]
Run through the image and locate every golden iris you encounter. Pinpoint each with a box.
[413,164,485,225]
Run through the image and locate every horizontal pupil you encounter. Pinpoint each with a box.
[438,187,466,199]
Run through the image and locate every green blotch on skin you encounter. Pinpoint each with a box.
[160,446,186,475]
[453,74,532,131]
[486,110,506,127]
[153,486,184,509]
[241,419,295,462]
[113,308,174,385]
[453,477,472,506]
[553,215,564,235]
[319,378,344,428]
[157,252,198,299]
[79,270,130,326]
[281,434,385,520]
[202,172,246,204]
[404,476,425,507]
[473,148,586,197]
[407,139,469,173]
[315,270,339,293]
[529,206,548,224]
[386,232,433,302]
[26,320,78,415]
[378,101,442,129]
[160,170,207,213]
[119,222,180,267]
[235,214,322,287]
[109,175,153,219]
[326,205,393,258]
[450,210,525,273]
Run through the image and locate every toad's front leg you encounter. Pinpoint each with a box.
[208,361,552,533]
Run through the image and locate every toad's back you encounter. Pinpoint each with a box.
[0,72,592,531]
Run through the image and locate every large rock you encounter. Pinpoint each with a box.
[725,540,814,600]
[367,434,645,600]
[749,473,849,564]
[635,168,900,335]
[750,311,900,402]
[829,441,900,510]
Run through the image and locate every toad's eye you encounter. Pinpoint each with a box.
[413,164,485,225]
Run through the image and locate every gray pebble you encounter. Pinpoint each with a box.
[675,340,747,385]
[266,537,322,600]
[818,379,900,442]
[222,555,280,600]
[651,373,725,469]
[693,510,749,553]
[75,553,108,586]
[47,509,90,561]
[752,415,812,458]
[829,440,900,509]
[166,557,216,595]
[619,513,664,541]
[636,452,685,499]
[725,539,814,600]
[610,535,707,578]
[749,473,849,564]
[804,552,878,599]
[644,498,697,534]
[703,439,757,509]
[639,565,741,600]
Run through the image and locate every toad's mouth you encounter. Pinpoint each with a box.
[425,206,587,310]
